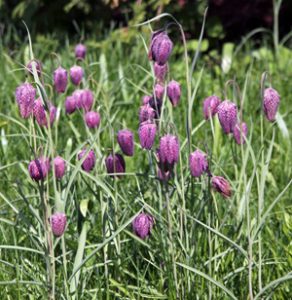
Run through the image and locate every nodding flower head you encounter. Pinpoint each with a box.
[117,129,134,156]
[139,105,155,123]
[75,43,87,60]
[203,95,221,120]
[138,121,157,150]
[105,153,126,177]
[65,96,77,114]
[80,89,94,111]
[28,157,50,181]
[154,62,168,83]
[159,134,180,167]
[189,149,208,177]
[263,87,280,122]
[233,122,248,145]
[217,100,238,134]
[154,83,164,100]
[132,213,154,239]
[167,80,181,107]
[142,95,152,105]
[78,149,96,172]
[72,89,83,109]
[33,98,56,127]
[84,111,101,129]
[70,66,83,85]
[15,83,36,119]
[27,59,42,76]
[148,31,173,65]
[53,156,66,179]
[50,212,67,237]
[53,66,68,93]
[211,176,232,198]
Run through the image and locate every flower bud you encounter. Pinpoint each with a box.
[167,80,181,107]
[80,89,94,111]
[49,104,57,126]
[132,213,154,239]
[139,105,155,123]
[84,111,101,129]
[148,31,173,65]
[75,43,87,60]
[203,95,221,120]
[27,59,42,76]
[28,157,50,181]
[233,122,248,145]
[50,212,67,237]
[211,176,232,198]
[138,121,157,150]
[159,134,180,166]
[105,153,126,176]
[65,96,76,114]
[154,62,168,82]
[154,83,164,99]
[53,156,66,179]
[72,89,83,109]
[78,149,96,172]
[263,87,280,122]
[33,98,57,127]
[70,66,83,85]
[117,129,134,156]
[53,66,68,93]
[15,83,36,118]
[217,100,238,134]
[189,149,208,177]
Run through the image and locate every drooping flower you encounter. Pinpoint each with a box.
[117,129,134,156]
[203,95,221,120]
[65,96,76,114]
[167,80,181,107]
[72,89,83,109]
[217,100,238,134]
[211,176,232,198]
[105,153,126,176]
[189,149,208,177]
[28,157,50,181]
[233,122,248,145]
[154,83,164,99]
[132,213,154,239]
[27,59,42,76]
[139,105,155,123]
[75,43,87,60]
[158,134,180,166]
[53,156,66,179]
[263,87,280,122]
[78,149,96,172]
[15,83,36,118]
[154,62,168,82]
[50,212,67,237]
[70,66,83,85]
[148,31,173,65]
[49,104,57,126]
[84,111,101,129]
[33,98,57,127]
[80,89,94,111]
[138,121,157,150]
[53,66,68,93]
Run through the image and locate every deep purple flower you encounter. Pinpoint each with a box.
[65,96,76,114]
[33,98,56,127]
[167,80,181,107]
[84,111,101,129]
[189,150,208,177]
[211,176,232,198]
[70,66,83,85]
[203,95,221,119]
[50,212,67,237]
[263,87,280,122]
[159,134,180,166]
[138,121,157,150]
[154,83,164,99]
[78,149,96,172]
[217,100,238,134]
[148,31,173,65]
[75,43,87,59]
[132,213,154,239]
[117,129,134,156]
[142,95,152,105]
[105,153,126,176]
[27,59,42,76]
[233,122,248,145]
[53,156,66,179]
[154,62,168,82]
[149,97,162,118]
[72,89,83,109]
[28,157,50,181]
[53,66,68,93]
[139,105,155,123]
[15,83,36,118]
[80,89,94,111]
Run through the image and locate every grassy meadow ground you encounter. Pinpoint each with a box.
[0,21,291,299]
